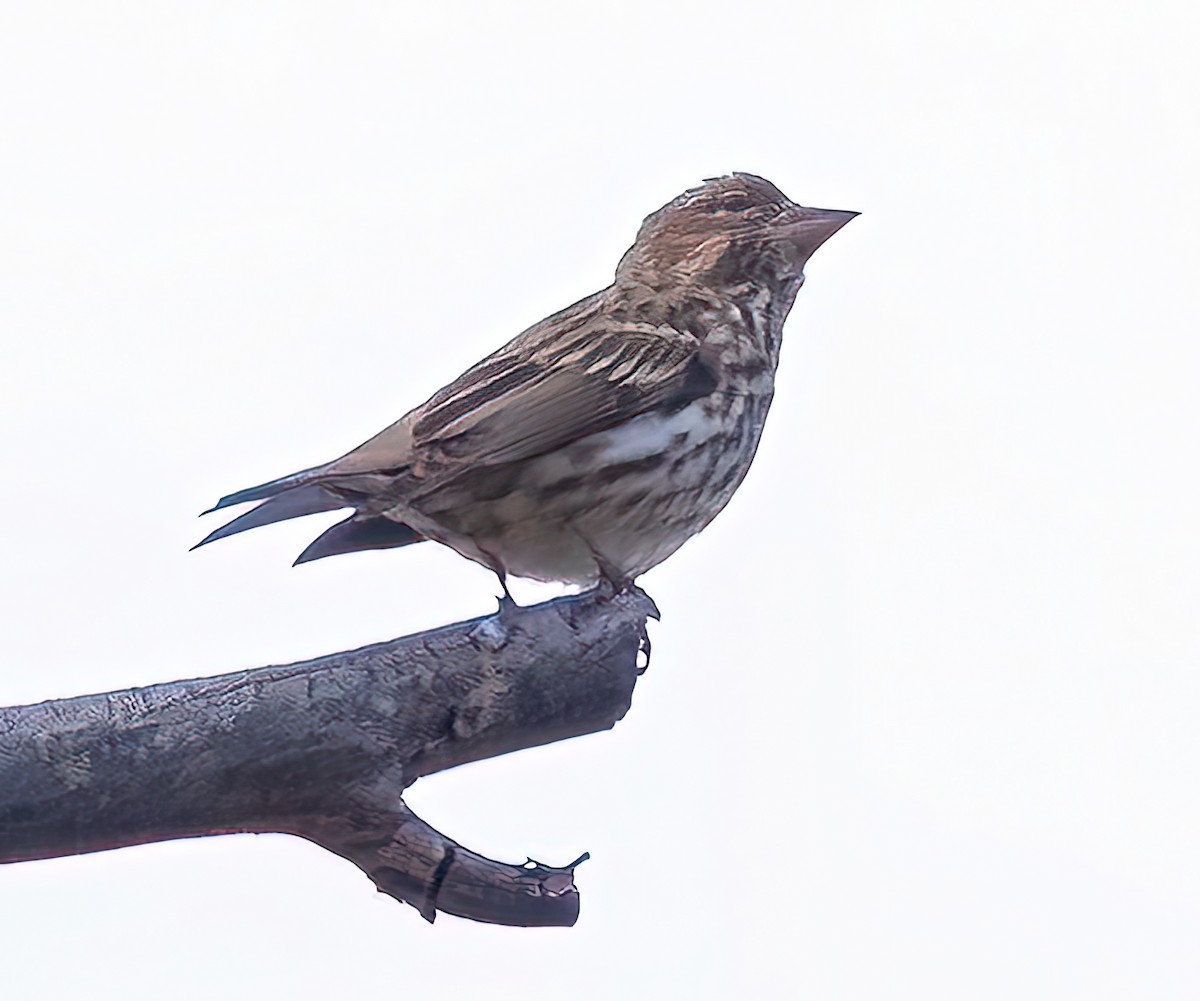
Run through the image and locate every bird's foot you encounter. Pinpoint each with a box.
[592,571,634,603]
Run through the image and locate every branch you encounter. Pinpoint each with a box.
[0,588,657,926]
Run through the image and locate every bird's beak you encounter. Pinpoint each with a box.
[784,206,859,262]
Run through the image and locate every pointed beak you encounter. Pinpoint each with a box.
[783,206,859,261]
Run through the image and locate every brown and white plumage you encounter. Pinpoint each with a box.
[196,173,856,588]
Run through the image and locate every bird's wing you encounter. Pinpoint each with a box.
[196,317,717,560]
[406,323,719,468]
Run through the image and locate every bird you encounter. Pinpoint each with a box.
[195,173,856,598]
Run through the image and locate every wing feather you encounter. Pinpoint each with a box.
[410,325,717,467]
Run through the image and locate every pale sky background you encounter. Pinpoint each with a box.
[1,3,1198,999]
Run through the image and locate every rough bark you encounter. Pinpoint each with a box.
[0,588,656,926]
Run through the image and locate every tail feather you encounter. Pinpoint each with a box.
[192,484,348,550]
[195,462,424,566]
[201,464,331,515]
[294,514,424,565]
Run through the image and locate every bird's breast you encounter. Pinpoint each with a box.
[404,390,773,584]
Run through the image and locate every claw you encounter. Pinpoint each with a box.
[637,624,652,674]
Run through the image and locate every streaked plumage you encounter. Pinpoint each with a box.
[196,173,856,590]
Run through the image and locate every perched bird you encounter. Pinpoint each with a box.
[196,173,855,596]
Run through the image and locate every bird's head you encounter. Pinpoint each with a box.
[616,173,857,302]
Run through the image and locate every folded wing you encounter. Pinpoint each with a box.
[196,312,719,565]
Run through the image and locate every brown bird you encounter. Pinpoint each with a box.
[196,173,856,596]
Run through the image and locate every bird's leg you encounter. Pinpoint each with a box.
[590,551,632,602]
[566,526,631,601]
[494,570,517,613]
[476,546,518,614]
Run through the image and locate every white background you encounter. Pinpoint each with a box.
[1,3,1198,998]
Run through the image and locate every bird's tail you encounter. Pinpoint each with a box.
[192,464,425,562]
[192,481,345,549]
[293,513,424,564]
[200,464,332,515]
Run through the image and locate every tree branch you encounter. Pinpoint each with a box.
[0,588,657,926]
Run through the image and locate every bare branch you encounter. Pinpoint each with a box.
[0,588,657,926]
